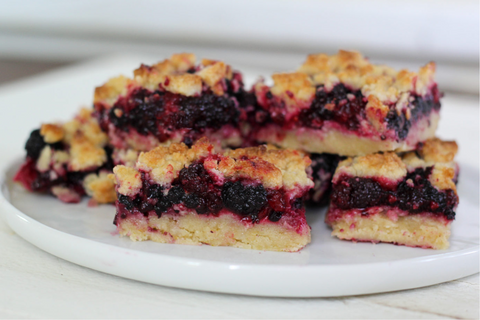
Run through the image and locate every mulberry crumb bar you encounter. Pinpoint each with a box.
[94,53,246,151]
[248,50,441,156]
[326,138,459,249]
[111,138,313,252]
[14,108,116,204]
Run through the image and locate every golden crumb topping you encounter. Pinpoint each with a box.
[136,138,212,185]
[35,108,109,172]
[69,134,107,171]
[93,75,133,106]
[164,74,202,96]
[297,50,436,102]
[335,152,407,182]
[270,73,316,110]
[83,171,117,203]
[62,108,108,147]
[224,145,312,189]
[113,138,313,192]
[93,53,236,107]
[418,138,458,164]
[429,163,456,191]
[113,165,142,196]
[334,138,458,191]
[40,124,64,143]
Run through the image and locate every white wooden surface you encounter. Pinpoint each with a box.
[0,56,478,319]
[0,217,478,319]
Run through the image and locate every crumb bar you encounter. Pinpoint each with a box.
[94,53,246,151]
[325,138,459,249]
[14,109,116,204]
[111,138,313,251]
[248,50,441,156]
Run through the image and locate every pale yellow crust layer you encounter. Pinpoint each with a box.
[117,212,311,252]
[114,138,313,193]
[328,212,450,250]
[254,112,439,157]
[94,53,234,107]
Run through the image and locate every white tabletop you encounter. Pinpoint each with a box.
[0,56,478,319]
[0,216,478,319]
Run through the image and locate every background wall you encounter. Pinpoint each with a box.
[0,0,478,94]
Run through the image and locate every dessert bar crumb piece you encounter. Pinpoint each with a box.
[247,50,441,156]
[94,53,247,152]
[326,138,459,249]
[14,108,115,204]
[112,138,313,252]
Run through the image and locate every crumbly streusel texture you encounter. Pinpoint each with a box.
[297,50,436,101]
[334,138,458,191]
[114,137,313,192]
[94,53,235,107]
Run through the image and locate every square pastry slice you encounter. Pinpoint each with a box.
[94,53,246,152]
[111,138,314,252]
[248,50,441,156]
[325,138,459,249]
[14,108,116,204]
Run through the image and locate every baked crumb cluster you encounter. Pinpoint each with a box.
[326,138,459,249]
[14,108,116,204]
[248,50,441,156]
[15,50,459,251]
[93,53,246,151]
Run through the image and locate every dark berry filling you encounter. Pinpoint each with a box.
[249,83,441,139]
[25,129,63,160]
[96,84,241,144]
[299,84,367,130]
[222,181,267,216]
[330,167,458,220]
[306,153,341,205]
[114,162,304,224]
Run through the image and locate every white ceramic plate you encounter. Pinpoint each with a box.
[0,56,478,297]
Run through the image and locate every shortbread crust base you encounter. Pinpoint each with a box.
[255,113,440,156]
[117,211,311,252]
[326,209,451,250]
